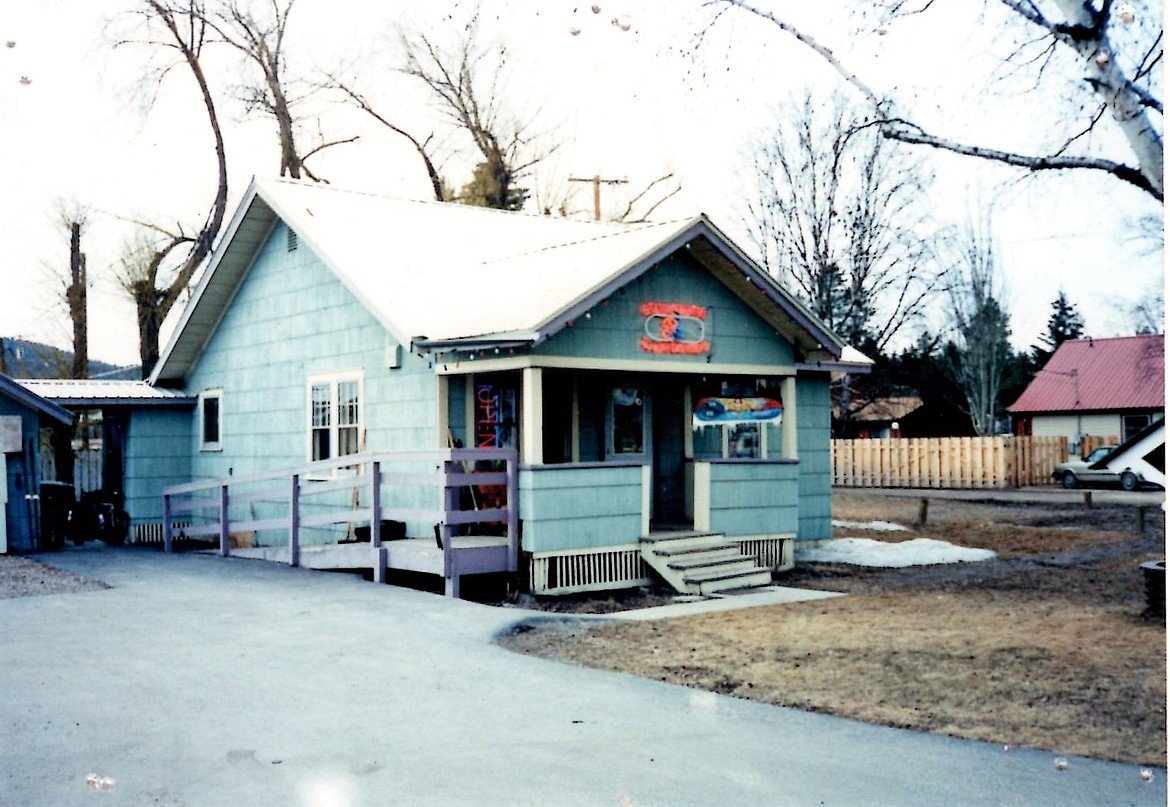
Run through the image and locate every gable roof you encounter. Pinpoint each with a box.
[0,374,73,425]
[1008,335,1164,414]
[152,178,863,383]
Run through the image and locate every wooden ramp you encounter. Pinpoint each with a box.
[640,531,774,595]
[162,447,519,598]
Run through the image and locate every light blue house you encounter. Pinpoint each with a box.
[42,178,870,596]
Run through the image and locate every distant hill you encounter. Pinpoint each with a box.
[0,337,140,380]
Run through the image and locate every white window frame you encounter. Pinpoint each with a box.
[198,389,223,452]
[724,422,768,459]
[306,371,364,466]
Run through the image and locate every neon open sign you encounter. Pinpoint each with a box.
[639,302,710,355]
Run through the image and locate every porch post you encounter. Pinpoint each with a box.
[441,460,459,596]
[693,462,711,532]
[436,376,449,447]
[782,376,798,460]
[289,473,300,567]
[570,375,581,463]
[218,483,230,557]
[521,366,543,465]
[370,461,386,583]
[162,491,172,553]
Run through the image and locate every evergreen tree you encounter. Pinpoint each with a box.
[1032,291,1085,367]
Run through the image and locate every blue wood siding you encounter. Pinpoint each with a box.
[519,464,643,552]
[176,222,442,545]
[0,398,44,552]
[796,374,832,540]
[533,253,794,367]
[184,221,437,485]
[707,460,798,536]
[124,409,192,527]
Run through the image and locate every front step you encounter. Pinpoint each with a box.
[640,532,774,595]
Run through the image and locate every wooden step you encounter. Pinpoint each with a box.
[684,565,773,585]
[639,531,774,595]
[668,554,753,572]
[657,545,742,561]
[687,568,774,596]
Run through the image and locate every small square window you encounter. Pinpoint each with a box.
[199,390,223,451]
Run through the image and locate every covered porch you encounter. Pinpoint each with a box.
[439,364,803,594]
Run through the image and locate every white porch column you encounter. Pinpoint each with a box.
[521,367,543,465]
[782,376,798,460]
[435,375,449,448]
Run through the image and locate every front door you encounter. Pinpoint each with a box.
[651,380,686,526]
[604,382,687,528]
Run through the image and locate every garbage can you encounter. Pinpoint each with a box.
[39,481,76,551]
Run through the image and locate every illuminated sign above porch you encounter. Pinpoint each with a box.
[639,302,710,355]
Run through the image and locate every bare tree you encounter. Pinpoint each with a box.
[742,91,941,353]
[66,220,88,380]
[398,9,556,210]
[117,0,229,377]
[702,1,1163,201]
[616,172,684,223]
[172,0,354,181]
[324,76,450,201]
[183,0,354,180]
[943,217,1014,436]
[43,201,91,380]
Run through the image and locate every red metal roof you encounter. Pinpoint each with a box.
[1008,335,1164,413]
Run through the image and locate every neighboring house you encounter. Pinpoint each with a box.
[17,379,196,543]
[30,178,871,594]
[0,373,73,552]
[1009,335,1164,455]
[836,396,923,439]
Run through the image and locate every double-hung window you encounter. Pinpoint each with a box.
[308,373,363,462]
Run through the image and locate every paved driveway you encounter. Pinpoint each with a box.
[2,548,1164,806]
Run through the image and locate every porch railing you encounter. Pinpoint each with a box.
[161,448,518,582]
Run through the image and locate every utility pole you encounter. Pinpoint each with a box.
[569,174,628,221]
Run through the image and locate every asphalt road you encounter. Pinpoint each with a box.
[1,547,1165,807]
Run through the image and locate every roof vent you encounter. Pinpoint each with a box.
[286,227,298,252]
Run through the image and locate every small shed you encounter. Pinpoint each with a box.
[17,380,196,543]
[0,374,73,552]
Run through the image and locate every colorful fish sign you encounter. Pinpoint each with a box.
[639,302,709,355]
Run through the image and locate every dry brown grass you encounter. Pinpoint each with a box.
[503,491,1167,765]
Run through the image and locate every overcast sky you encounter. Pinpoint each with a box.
[1,0,1162,369]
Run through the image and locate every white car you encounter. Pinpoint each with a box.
[1053,446,1145,491]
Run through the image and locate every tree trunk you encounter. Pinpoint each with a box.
[67,222,87,379]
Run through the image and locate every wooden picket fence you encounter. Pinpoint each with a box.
[832,436,1069,489]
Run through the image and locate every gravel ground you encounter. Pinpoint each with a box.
[0,554,110,599]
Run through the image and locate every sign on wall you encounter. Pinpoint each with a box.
[0,416,21,453]
[475,384,516,449]
[693,397,783,427]
[639,302,710,355]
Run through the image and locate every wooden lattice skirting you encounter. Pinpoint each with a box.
[528,536,793,596]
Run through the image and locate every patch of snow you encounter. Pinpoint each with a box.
[831,519,910,532]
[797,537,996,568]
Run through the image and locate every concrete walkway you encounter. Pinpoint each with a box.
[2,547,1164,807]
